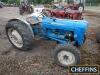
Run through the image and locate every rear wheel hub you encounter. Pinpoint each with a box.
[8,28,23,48]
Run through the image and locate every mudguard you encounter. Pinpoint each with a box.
[7,18,34,38]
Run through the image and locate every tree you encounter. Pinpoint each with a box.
[7,0,20,5]
[29,0,54,4]
[2,0,8,3]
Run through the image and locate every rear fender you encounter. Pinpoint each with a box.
[7,18,34,38]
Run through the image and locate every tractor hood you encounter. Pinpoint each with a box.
[42,17,88,33]
[42,17,88,46]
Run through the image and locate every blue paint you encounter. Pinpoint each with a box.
[32,16,88,46]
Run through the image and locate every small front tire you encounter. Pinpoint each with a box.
[53,44,81,67]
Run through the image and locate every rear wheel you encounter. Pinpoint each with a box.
[6,21,34,51]
[53,44,81,67]
[8,28,23,48]
[96,33,100,43]
[28,6,33,14]
[96,27,100,43]
[78,5,84,12]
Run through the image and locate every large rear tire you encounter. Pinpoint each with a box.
[78,4,84,12]
[6,21,34,51]
[53,44,81,67]
[28,6,33,14]
[96,27,100,43]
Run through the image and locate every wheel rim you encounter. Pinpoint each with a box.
[66,8,71,11]
[78,7,83,12]
[8,28,23,48]
[57,50,75,66]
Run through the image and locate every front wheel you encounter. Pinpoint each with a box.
[53,44,81,67]
[19,10,24,15]
[19,6,24,15]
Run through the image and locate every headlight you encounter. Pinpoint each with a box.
[65,32,74,41]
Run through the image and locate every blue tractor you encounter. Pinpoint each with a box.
[5,13,88,67]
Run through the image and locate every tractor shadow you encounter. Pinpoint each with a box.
[0,38,57,58]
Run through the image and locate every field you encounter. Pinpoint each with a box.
[0,7,100,75]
